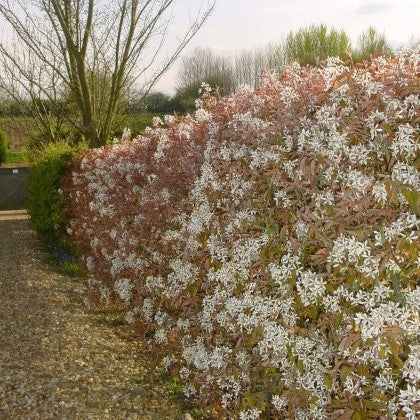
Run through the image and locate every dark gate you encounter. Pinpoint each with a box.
[0,167,29,210]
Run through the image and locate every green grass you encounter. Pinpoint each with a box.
[166,378,184,395]
[0,115,33,121]
[58,261,85,277]
[4,151,30,163]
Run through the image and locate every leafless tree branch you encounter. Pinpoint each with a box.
[0,0,215,147]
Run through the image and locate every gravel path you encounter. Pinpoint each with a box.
[0,212,182,419]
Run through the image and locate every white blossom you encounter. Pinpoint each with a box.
[114,278,133,302]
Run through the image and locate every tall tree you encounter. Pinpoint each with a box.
[175,44,280,110]
[177,47,234,96]
[355,26,393,62]
[233,44,278,89]
[283,24,351,66]
[0,0,215,147]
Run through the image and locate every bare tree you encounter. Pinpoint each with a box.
[233,43,278,90]
[176,44,280,107]
[0,0,215,147]
[177,47,234,96]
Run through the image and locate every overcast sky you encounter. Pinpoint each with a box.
[155,0,420,93]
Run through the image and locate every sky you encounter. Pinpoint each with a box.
[155,0,420,93]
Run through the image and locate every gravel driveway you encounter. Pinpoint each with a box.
[0,211,181,419]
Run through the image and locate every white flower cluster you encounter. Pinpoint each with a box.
[328,234,379,278]
[114,278,133,302]
[67,51,420,419]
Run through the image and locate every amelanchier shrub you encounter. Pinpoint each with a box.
[65,52,419,419]
[28,141,87,251]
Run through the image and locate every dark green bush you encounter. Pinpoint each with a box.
[27,140,86,251]
[138,92,175,114]
[0,129,8,165]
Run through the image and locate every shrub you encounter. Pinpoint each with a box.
[0,129,8,165]
[65,53,419,419]
[28,140,87,252]
[140,92,175,114]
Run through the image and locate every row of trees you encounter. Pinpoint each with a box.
[176,25,394,103]
[0,11,406,147]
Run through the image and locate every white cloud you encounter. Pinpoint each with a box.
[357,1,394,15]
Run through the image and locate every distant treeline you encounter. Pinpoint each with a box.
[0,25,411,120]
[175,25,397,104]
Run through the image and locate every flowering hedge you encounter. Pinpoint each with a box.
[64,53,419,419]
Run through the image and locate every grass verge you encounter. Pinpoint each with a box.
[5,151,30,164]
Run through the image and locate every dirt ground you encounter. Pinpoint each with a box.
[0,211,185,419]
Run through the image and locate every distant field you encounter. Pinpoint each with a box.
[0,117,36,152]
[0,114,157,156]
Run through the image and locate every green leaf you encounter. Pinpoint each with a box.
[364,399,386,410]
[402,188,420,216]
[408,241,418,260]
[185,283,198,295]
[391,273,406,305]
[325,374,333,389]
[340,366,352,383]
[335,312,343,328]
[309,305,318,318]
[233,282,245,296]
[297,359,304,373]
